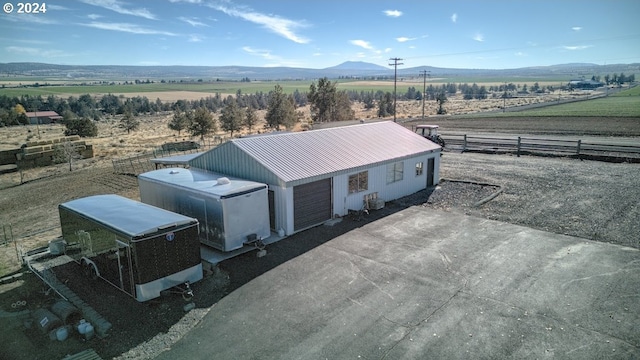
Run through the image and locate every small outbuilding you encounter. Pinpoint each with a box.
[25,111,63,125]
[188,121,441,236]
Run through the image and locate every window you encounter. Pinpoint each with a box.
[386,161,404,184]
[415,161,424,176]
[348,171,368,193]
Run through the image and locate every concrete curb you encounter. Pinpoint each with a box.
[439,178,504,207]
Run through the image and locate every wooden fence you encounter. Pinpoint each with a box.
[444,135,640,162]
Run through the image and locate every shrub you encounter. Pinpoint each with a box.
[63,117,98,137]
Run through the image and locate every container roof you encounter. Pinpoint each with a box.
[138,167,266,197]
[60,194,197,238]
[219,121,440,183]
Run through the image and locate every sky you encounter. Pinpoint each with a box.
[1,0,639,70]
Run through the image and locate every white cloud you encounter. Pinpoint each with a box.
[87,14,102,20]
[473,33,484,42]
[515,52,527,57]
[451,13,458,23]
[210,4,309,44]
[179,16,209,27]
[188,34,204,42]
[384,10,402,17]
[572,26,582,31]
[242,46,276,60]
[6,46,69,58]
[396,37,416,43]
[46,4,69,10]
[3,13,58,24]
[79,0,156,20]
[80,22,177,36]
[350,40,373,50]
[384,48,392,53]
[563,45,592,50]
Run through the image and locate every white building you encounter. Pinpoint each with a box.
[188,121,441,237]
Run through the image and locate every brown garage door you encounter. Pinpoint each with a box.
[293,178,332,231]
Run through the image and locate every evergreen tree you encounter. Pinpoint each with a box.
[308,77,354,123]
[244,106,258,134]
[168,109,189,136]
[189,107,217,141]
[119,110,139,134]
[265,85,296,130]
[436,92,448,115]
[219,97,244,137]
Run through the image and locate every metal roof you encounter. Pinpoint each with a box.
[59,194,197,238]
[150,152,203,166]
[139,167,266,198]
[193,121,440,184]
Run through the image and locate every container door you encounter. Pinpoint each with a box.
[115,239,134,297]
[427,158,435,187]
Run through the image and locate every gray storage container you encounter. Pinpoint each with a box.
[138,168,270,252]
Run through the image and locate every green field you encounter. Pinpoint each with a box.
[459,88,640,118]
[0,81,324,97]
[0,76,578,98]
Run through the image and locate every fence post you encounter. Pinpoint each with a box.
[576,140,581,155]
[517,137,521,157]
[463,135,467,152]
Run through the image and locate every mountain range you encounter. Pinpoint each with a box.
[0,61,638,81]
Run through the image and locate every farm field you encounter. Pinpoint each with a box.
[0,76,580,98]
[485,95,640,117]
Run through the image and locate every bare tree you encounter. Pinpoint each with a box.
[53,139,82,171]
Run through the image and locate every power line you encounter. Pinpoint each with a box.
[389,57,403,122]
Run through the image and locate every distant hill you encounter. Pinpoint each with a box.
[0,62,637,81]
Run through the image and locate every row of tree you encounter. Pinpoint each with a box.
[165,81,356,140]
[591,73,635,85]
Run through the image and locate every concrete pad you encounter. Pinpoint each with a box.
[158,207,640,359]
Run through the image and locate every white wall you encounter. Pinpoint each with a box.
[270,152,440,236]
[332,153,439,217]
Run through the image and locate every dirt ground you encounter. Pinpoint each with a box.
[0,93,639,359]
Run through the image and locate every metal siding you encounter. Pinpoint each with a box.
[189,122,440,187]
[293,178,332,231]
[190,142,283,186]
[333,154,433,217]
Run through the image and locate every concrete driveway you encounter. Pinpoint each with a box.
[158,207,640,359]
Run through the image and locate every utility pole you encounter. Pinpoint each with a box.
[420,70,430,120]
[503,82,507,113]
[389,57,403,122]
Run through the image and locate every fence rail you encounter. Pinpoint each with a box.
[112,143,215,175]
[444,135,640,162]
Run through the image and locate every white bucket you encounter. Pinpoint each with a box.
[55,326,68,341]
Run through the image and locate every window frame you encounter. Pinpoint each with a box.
[348,171,368,194]
[386,161,404,184]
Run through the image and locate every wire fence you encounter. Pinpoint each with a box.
[112,141,218,175]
